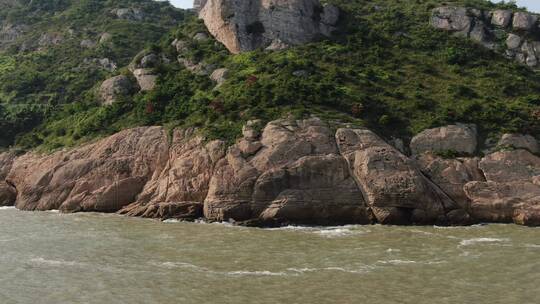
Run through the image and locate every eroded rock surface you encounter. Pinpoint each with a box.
[410,124,477,155]
[336,128,469,225]
[98,75,135,105]
[7,127,168,212]
[205,118,371,225]
[431,6,540,68]
[198,0,340,53]
[3,119,539,226]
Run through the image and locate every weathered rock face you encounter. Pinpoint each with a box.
[336,129,469,225]
[133,69,157,91]
[7,127,168,212]
[410,124,477,155]
[415,153,484,210]
[198,0,340,53]
[98,75,134,105]
[119,201,204,220]
[497,133,539,154]
[431,6,540,68]
[463,149,540,224]
[205,118,371,225]
[4,119,540,226]
[111,8,145,21]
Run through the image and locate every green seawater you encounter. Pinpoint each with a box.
[0,207,538,304]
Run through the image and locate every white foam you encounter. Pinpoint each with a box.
[378,259,417,265]
[226,270,288,277]
[287,266,373,274]
[269,225,369,238]
[0,206,16,210]
[162,219,181,223]
[459,238,510,246]
[30,257,82,267]
[524,244,540,249]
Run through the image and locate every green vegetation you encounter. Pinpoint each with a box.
[1,0,539,151]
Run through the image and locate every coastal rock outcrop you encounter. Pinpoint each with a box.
[415,153,484,210]
[431,6,540,68]
[7,127,168,212]
[2,119,539,226]
[198,0,340,53]
[463,149,540,223]
[204,118,372,225]
[336,129,469,225]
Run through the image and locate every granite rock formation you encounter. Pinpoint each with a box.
[431,6,540,68]
[1,118,538,226]
[197,0,340,53]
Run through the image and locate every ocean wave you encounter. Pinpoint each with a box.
[459,238,510,247]
[151,261,373,277]
[524,244,540,249]
[29,257,83,267]
[0,206,16,210]
[268,225,370,238]
[288,266,373,274]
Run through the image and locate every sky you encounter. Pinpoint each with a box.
[168,0,540,12]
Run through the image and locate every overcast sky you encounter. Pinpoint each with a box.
[168,0,540,12]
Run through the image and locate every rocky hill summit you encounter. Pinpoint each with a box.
[197,0,340,53]
[431,6,540,68]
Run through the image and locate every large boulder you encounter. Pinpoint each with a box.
[415,153,484,209]
[204,118,371,225]
[8,127,169,212]
[431,7,472,36]
[98,75,134,105]
[479,149,540,183]
[336,128,469,225]
[464,149,540,223]
[133,69,157,91]
[497,133,539,154]
[198,0,340,53]
[491,10,513,27]
[410,124,477,156]
[512,12,538,31]
[464,181,540,222]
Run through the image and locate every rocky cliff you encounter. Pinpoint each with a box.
[1,118,538,226]
[431,6,540,68]
[197,0,340,53]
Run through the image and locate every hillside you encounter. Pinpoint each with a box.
[0,0,539,151]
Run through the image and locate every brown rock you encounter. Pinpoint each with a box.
[416,153,484,209]
[479,149,540,183]
[464,181,540,222]
[497,133,539,154]
[336,128,469,225]
[8,127,168,212]
[204,118,371,225]
[513,202,540,226]
[133,69,157,91]
[119,201,204,220]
